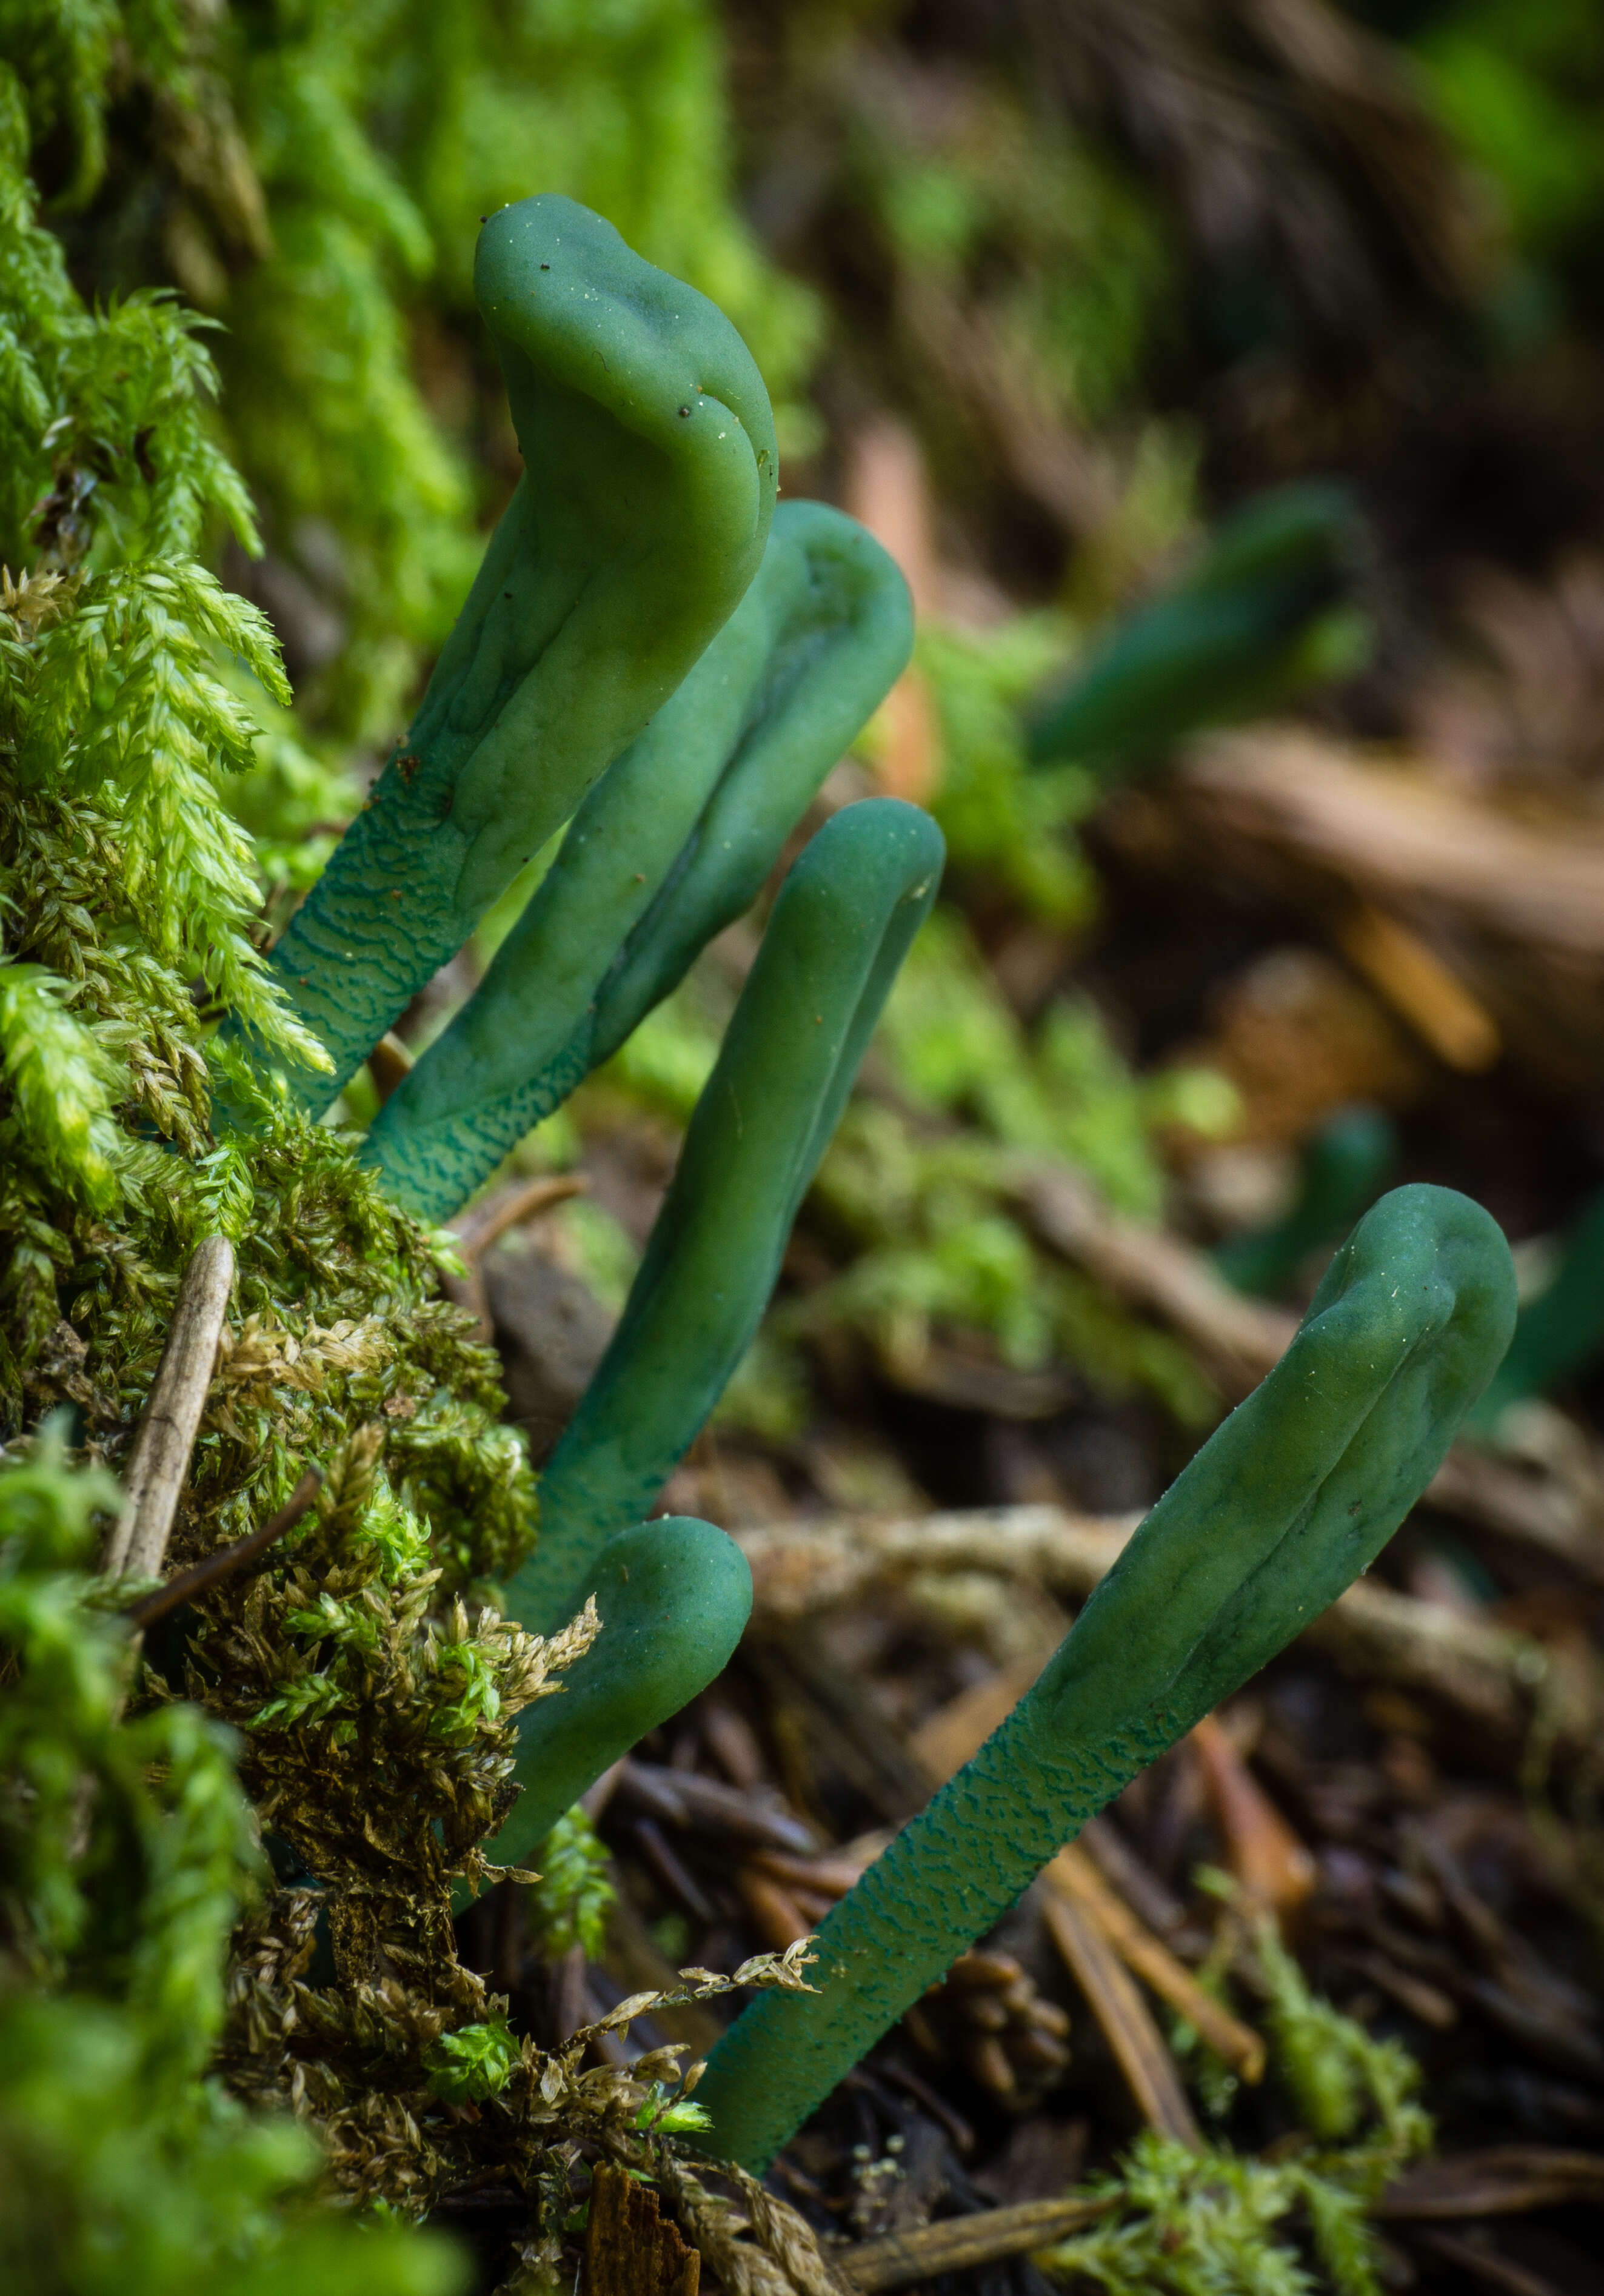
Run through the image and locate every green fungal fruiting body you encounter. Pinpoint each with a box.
[1470,1182,1604,1430]
[208,206,941,1917]
[255,193,777,1108]
[467,1516,751,1889]
[693,1182,1515,2170]
[366,498,913,1222]
[1028,480,1368,775]
[1215,1103,1397,1299]
[506,797,945,1636]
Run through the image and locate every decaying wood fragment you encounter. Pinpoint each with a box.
[587,2157,700,2294]
[103,1233,235,1580]
[836,2192,1116,2291]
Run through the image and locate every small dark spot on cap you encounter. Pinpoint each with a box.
[678,405,691,418]
[540,263,550,270]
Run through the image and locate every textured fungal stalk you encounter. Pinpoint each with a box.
[255,195,777,1107]
[507,796,945,1635]
[692,1183,1516,2169]
[366,500,912,1221]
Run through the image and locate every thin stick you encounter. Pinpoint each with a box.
[102,1234,235,1580]
[837,2195,1116,2291]
[1041,1889,1202,2148]
[458,1171,589,1262]
[1048,1844,1266,2083]
[125,1467,322,1628]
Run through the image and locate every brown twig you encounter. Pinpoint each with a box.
[836,2194,1117,2291]
[1041,1888,1201,2146]
[102,1234,235,1580]
[125,1466,323,1629]
[1048,1844,1266,2082]
[439,1173,591,1343]
[456,1171,590,1263]
[1189,1713,1316,1917]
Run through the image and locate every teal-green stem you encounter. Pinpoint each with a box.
[1028,481,1363,775]
[366,500,912,1222]
[1215,1103,1395,1299]
[693,1183,1515,2170]
[452,1516,750,1908]
[1469,1182,1604,1430]
[250,195,776,1109]
[507,797,945,1636]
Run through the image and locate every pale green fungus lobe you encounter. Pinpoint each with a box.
[1470,1183,1604,1431]
[509,798,945,1636]
[693,1183,1515,2170]
[258,194,777,1108]
[1215,1103,1395,1300]
[458,1516,751,1900]
[1028,481,1366,775]
[366,500,913,1222]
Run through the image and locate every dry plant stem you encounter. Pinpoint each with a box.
[737,1505,1594,1755]
[455,1171,590,1262]
[102,1233,235,1578]
[1039,1888,1201,2145]
[439,1173,589,1341]
[1189,1713,1316,1915]
[660,2152,849,2296]
[837,2195,1116,2292]
[125,1467,322,1628]
[1019,1161,1298,1398]
[1180,726,1604,962]
[1048,1843,1265,2081]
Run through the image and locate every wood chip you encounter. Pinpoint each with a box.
[586,2157,700,2294]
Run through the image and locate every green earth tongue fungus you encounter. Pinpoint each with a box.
[693,1183,1515,2172]
[255,193,776,1109]
[1026,480,1366,777]
[366,499,912,1223]
[1215,1103,1396,1300]
[1469,1182,1604,1432]
[456,1515,751,1902]
[506,797,945,1638]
